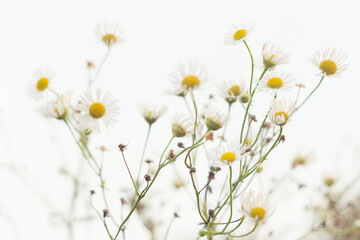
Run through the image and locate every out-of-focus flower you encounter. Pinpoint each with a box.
[27,66,56,101]
[138,104,167,125]
[218,78,246,104]
[168,61,208,96]
[241,190,274,222]
[95,22,125,47]
[47,94,70,120]
[261,42,290,69]
[311,47,348,77]
[204,105,231,131]
[269,98,295,126]
[75,88,119,132]
[171,114,194,138]
[224,22,255,46]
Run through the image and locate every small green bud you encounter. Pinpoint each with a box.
[239,92,251,104]
[256,164,263,173]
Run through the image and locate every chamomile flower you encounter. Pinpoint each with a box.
[75,89,119,132]
[47,94,70,120]
[311,47,348,77]
[218,78,246,104]
[26,66,56,101]
[168,61,208,96]
[258,70,295,95]
[261,42,290,69]
[204,105,231,131]
[171,114,194,138]
[138,104,167,125]
[95,22,124,47]
[208,142,249,166]
[224,23,255,46]
[269,98,295,126]
[241,190,274,222]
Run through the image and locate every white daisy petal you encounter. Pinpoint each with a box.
[258,70,295,95]
[311,47,348,77]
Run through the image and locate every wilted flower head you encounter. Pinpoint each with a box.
[27,66,56,101]
[261,42,290,69]
[171,114,194,137]
[218,78,246,104]
[224,22,255,46]
[311,47,348,77]
[95,22,124,47]
[138,104,167,125]
[204,105,230,131]
[241,190,274,222]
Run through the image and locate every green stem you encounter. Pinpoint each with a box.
[121,151,140,196]
[136,124,152,185]
[90,47,111,86]
[230,221,258,238]
[243,41,254,93]
[296,75,325,111]
[190,90,198,144]
[221,166,233,232]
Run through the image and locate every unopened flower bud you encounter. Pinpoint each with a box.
[177,142,185,148]
[144,174,152,182]
[263,122,272,129]
[256,164,263,173]
[208,209,215,218]
[239,92,251,103]
[103,209,110,218]
[190,167,196,173]
[208,171,215,180]
[118,143,127,152]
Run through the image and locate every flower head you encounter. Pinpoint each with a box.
[27,66,56,101]
[218,78,246,104]
[204,105,231,131]
[75,89,119,132]
[311,48,348,77]
[47,94,70,119]
[95,22,124,47]
[168,61,208,96]
[208,142,249,166]
[258,70,295,95]
[269,99,295,126]
[261,42,290,69]
[241,190,274,222]
[224,23,255,46]
[171,114,194,137]
[138,104,167,125]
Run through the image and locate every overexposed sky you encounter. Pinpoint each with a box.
[1,0,360,239]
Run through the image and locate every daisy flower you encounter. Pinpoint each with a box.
[241,190,274,222]
[47,94,70,120]
[171,114,194,138]
[258,70,295,95]
[224,23,255,46]
[95,22,124,47]
[27,66,56,101]
[261,42,290,69]
[204,105,231,131]
[311,47,348,77]
[75,89,119,132]
[168,61,209,96]
[269,98,295,126]
[218,78,246,103]
[208,142,249,166]
[138,104,167,125]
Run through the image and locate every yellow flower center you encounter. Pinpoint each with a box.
[275,111,289,125]
[233,29,247,40]
[319,60,337,75]
[263,54,276,69]
[221,152,236,163]
[102,33,117,46]
[146,111,153,118]
[227,85,240,96]
[36,77,49,91]
[182,75,200,89]
[250,207,266,220]
[267,77,283,89]
[89,102,106,119]
[324,177,336,187]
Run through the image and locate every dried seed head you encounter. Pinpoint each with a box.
[98,145,108,152]
[145,159,153,164]
[295,82,306,88]
[144,174,152,182]
[87,61,95,69]
[174,212,179,218]
[118,143,127,152]
[120,198,127,205]
[280,135,286,142]
[190,167,196,173]
[263,121,272,129]
[205,131,214,141]
[90,190,95,195]
[208,209,215,218]
[168,149,176,159]
[249,114,257,122]
[177,142,185,148]
[208,171,215,180]
[103,209,110,218]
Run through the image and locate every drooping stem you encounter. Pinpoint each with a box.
[243,41,255,93]
[296,75,325,111]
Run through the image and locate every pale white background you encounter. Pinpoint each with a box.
[1,0,360,239]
